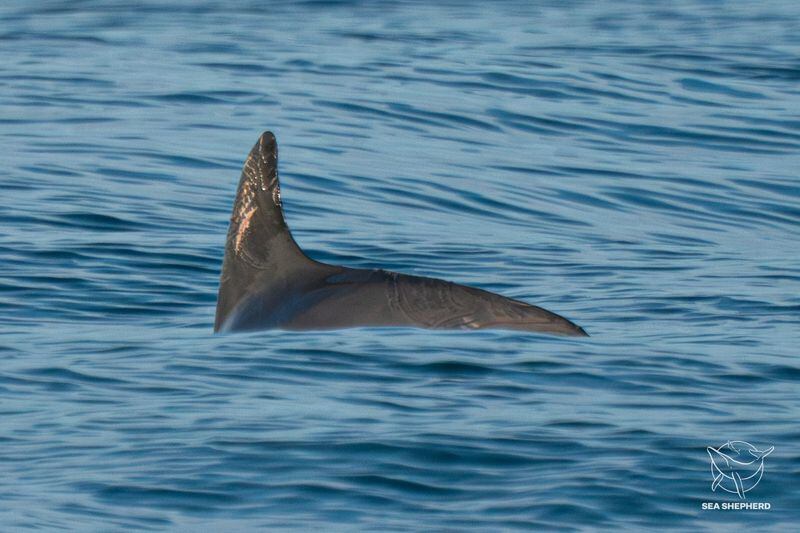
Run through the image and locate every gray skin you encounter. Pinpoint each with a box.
[214,131,588,336]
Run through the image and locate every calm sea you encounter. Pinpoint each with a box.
[2,0,799,530]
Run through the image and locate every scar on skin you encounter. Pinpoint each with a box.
[234,205,256,254]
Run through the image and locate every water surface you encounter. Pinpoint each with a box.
[2,0,799,530]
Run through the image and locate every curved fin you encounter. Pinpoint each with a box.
[214,131,588,336]
[214,131,311,331]
[751,445,774,459]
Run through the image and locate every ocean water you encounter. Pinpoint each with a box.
[2,0,799,530]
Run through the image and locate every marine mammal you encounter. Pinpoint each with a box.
[707,441,774,499]
[214,131,587,336]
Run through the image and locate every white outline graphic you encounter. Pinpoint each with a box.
[707,441,773,499]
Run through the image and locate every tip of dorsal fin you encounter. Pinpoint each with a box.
[228,131,283,263]
[214,131,311,331]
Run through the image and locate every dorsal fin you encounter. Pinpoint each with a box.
[214,131,312,331]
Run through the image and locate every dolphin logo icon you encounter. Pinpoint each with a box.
[707,441,773,499]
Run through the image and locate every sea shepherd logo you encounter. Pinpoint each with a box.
[703,441,773,509]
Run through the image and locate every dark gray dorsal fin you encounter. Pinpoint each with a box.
[214,131,311,331]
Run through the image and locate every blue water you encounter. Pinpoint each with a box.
[2,0,799,530]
